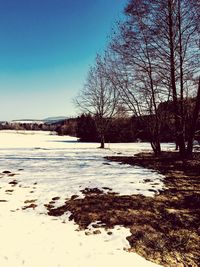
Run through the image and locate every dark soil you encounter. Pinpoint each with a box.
[46,151,200,267]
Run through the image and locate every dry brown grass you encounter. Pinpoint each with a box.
[46,152,200,266]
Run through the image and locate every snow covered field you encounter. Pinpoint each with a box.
[0,130,172,267]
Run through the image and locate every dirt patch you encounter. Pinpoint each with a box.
[2,171,17,177]
[22,204,37,210]
[46,152,200,266]
[22,200,37,210]
[2,171,12,174]
[105,152,200,266]
[24,199,37,204]
[5,189,14,193]
[9,180,18,186]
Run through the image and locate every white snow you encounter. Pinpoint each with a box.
[0,130,169,267]
[10,120,44,124]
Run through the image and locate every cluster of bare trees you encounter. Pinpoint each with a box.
[76,0,200,157]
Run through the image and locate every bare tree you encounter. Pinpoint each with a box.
[108,0,199,156]
[76,0,199,154]
[108,1,169,155]
[149,0,200,155]
[76,55,119,148]
[187,77,200,156]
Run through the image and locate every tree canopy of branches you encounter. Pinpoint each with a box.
[76,0,199,156]
[76,55,119,148]
[109,0,200,156]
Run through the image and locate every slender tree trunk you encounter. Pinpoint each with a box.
[100,134,105,148]
[146,43,162,156]
[150,116,161,156]
[156,125,161,156]
[178,0,185,142]
[168,0,185,156]
[95,117,106,149]
[175,141,179,150]
[186,77,200,157]
[153,111,161,156]
[151,139,161,156]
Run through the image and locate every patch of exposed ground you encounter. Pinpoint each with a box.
[22,199,38,210]
[46,152,200,267]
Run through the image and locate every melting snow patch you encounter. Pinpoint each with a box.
[0,130,165,266]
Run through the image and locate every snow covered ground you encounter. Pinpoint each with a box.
[0,130,173,266]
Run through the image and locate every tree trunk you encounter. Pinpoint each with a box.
[100,134,105,148]
[178,0,185,144]
[151,140,161,156]
[186,77,200,157]
[151,120,161,156]
[150,127,161,156]
[175,141,179,150]
[168,0,185,156]
[176,132,186,156]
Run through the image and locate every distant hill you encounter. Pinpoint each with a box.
[0,116,75,133]
[44,116,68,121]
[43,116,68,124]
[9,117,69,124]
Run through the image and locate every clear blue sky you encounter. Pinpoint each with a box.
[0,0,126,121]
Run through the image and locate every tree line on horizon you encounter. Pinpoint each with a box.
[2,103,200,151]
[75,0,200,158]
[57,96,199,144]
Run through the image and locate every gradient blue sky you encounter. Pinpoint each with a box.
[0,0,126,121]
